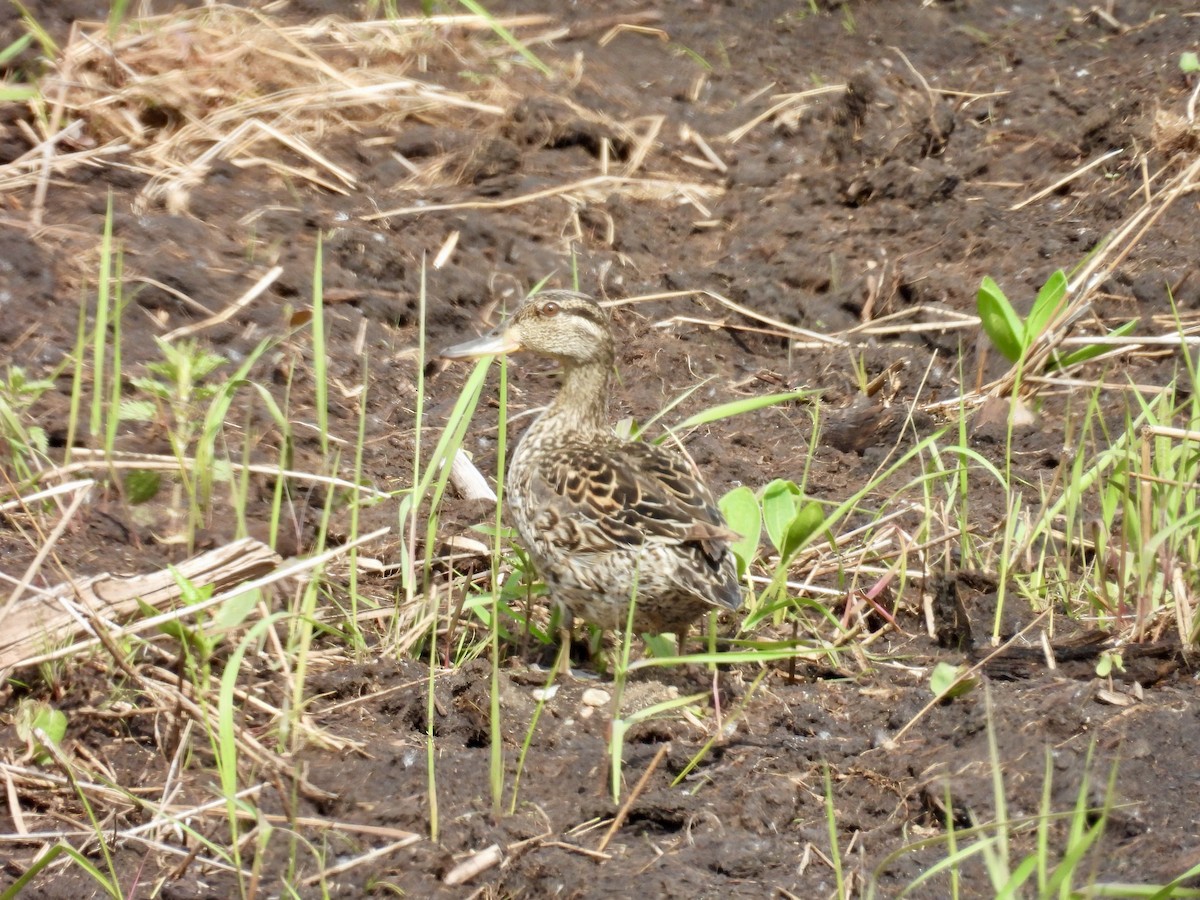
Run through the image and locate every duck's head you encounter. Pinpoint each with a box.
[441,290,613,366]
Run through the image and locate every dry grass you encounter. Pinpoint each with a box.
[3,2,1200,896]
[21,7,521,209]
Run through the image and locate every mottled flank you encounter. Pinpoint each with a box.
[443,290,742,638]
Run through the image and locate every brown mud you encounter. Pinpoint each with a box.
[2,1,1200,896]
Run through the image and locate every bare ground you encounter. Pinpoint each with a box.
[2,1,1200,896]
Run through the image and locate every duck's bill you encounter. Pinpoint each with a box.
[440,329,521,359]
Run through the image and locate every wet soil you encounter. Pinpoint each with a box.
[2,0,1200,896]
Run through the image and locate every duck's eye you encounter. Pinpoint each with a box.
[540,300,560,317]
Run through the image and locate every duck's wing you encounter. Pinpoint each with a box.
[529,440,739,567]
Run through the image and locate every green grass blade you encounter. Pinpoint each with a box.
[311,237,328,458]
[455,0,552,76]
[668,389,811,433]
[0,32,33,66]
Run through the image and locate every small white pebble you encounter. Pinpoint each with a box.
[531,685,559,702]
[581,688,611,708]
[579,706,594,720]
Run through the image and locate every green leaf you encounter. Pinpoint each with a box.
[171,568,215,608]
[33,706,67,747]
[0,32,33,66]
[1095,650,1124,678]
[642,633,676,657]
[11,0,58,56]
[930,661,979,700]
[977,277,1026,362]
[128,375,170,397]
[1181,51,1200,74]
[27,425,47,455]
[761,479,802,556]
[124,469,161,504]
[718,485,761,576]
[1025,269,1068,342]
[1051,318,1138,369]
[139,597,189,642]
[760,480,825,560]
[0,85,38,102]
[15,700,68,765]
[782,500,826,560]
[212,589,261,631]
[210,458,234,485]
[119,398,159,422]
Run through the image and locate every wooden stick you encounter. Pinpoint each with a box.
[597,742,670,853]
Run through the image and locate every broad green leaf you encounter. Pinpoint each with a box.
[977,277,1025,362]
[1026,269,1068,341]
[930,661,978,700]
[761,479,802,555]
[1182,51,1200,74]
[781,500,826,561]
[33,706,67,747]
[139,597,189,643]
[613,416,636,440]
[15,700,68,765]
[1052,318,1138,369]
[719,485,762,576]
[643,633,676,658]
[212,588,261,631]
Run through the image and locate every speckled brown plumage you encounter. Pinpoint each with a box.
[442,290,742,640]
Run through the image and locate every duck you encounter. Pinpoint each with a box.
[442,290,743,658]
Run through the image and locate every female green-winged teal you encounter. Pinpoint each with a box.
[443,290,742,656]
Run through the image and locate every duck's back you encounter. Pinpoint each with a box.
[507,429,742,634]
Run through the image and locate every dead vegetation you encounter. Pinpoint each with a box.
[2,1,1200,896]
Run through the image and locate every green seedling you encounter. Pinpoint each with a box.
[1181,51,1199,74]
[873,700,1130,899]
[930,661,979,701]
[123,338,228,538]
[761,478,826,563]
[140,569,258,690]
[139,570,219,685]
[123,337,227,457]
[13,698,68,766]
[0,366,53,480]
[977,270,1136,370]
[1095,650,1124,679]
